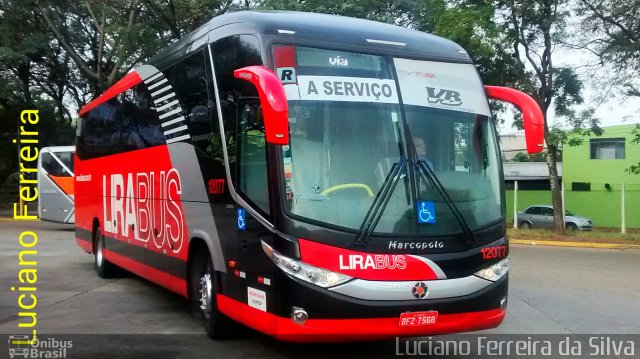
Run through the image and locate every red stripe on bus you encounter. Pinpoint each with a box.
[76,237,92,253]
[298,238,439,281]
[78,71,143,117]
[103,248,188,297]
[217,294,505,342]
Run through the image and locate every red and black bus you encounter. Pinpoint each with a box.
[74,11,544,341]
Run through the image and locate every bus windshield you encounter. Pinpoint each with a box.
[277,46,503,236]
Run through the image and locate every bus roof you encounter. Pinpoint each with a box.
[148,10,472,69]
[79,11,474,116]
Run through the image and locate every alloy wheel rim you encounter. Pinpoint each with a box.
[96,237,103,266]
[199,271,213,319]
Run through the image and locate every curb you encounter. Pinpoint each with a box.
[511,239,640,250]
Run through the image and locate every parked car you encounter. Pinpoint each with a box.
[517,205,593,231]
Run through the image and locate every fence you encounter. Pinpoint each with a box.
[506,182,640,231]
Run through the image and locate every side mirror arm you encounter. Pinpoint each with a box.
[484,86,545,154]
[234,66,289,145]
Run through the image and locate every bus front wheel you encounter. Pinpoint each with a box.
[191,252,237,338]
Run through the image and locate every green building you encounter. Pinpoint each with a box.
[504,124,640,229]
[562,124,640,228]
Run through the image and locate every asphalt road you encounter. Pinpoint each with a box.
[1,220,639,358]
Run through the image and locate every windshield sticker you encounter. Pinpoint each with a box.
[277,67,297,84]
[417,201,436,224]
[285,76,399,104]
[394,58,491,116]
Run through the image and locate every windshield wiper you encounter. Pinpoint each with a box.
[354,157,406,246]
[416,160,477,244]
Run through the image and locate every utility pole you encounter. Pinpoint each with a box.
[621,182,626,234]
[514,180,518,229]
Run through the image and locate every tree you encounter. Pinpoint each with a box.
[512,151,547,162]
[627,124,640,174]
[495,0,601,235]
[258,0,522,88]
[577,0,640,96]
[35,0,235,97]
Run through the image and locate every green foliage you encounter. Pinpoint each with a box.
[257,0,521,87]
[512,151,547,162]
[257,0,432,27]
[627,124,640,174]
[578,0,640,95]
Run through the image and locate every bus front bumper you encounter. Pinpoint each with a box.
[217,274,508,342]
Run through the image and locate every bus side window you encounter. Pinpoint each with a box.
[237,102,269,215]
[132,84,165,147]
[41,152,62,176]
[77,99,122,159]
[166,50,215,155]
[212,34,267,215]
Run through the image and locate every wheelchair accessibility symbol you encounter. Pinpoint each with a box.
[237,208,246,231]
[417,201,436,224]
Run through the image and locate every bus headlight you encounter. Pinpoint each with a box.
[261,241,352,288]
[474,259,509,281]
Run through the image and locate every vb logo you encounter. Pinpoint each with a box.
[426,87,463,106]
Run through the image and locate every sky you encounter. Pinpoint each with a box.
[497,13,640,134]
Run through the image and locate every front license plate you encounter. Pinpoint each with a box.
[399,311,438,327]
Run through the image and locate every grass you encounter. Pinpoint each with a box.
[507,227,640,245]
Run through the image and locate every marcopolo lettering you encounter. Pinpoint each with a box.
[388,240,445,250]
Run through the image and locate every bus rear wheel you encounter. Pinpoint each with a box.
[192,252,237,339]
[94,227,119,278]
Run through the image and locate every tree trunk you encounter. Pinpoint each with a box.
[546,143,565,235]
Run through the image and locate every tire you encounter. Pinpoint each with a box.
[191,251,237,339]
[566,223,578,231]
[519,221,532,229]
[94,227,119,278]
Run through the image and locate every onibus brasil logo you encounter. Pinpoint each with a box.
[8,335,72,358]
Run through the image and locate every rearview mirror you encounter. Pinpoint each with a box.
[234,66,289,145]
[484,86,545,154]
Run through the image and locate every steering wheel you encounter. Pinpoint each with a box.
[320,183,374,197]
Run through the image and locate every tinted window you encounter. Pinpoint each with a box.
[237,102,269,214]
[525,207,540,215]
[212,35,262,185]
[572,182,591,191]
[57,151,74,173]
[77,84,165,159]
[41,152,72,177]
[77,99,121,159]
[211,35,266,214]
[120,84,165,149]
[166,50,216,153]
